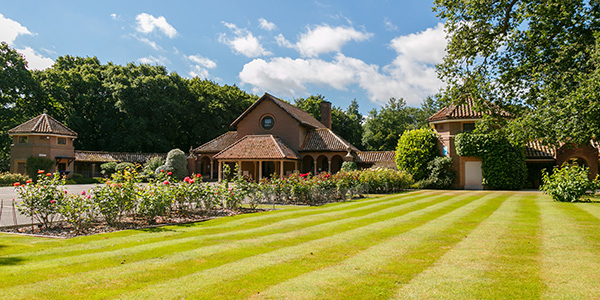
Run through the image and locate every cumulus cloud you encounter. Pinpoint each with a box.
[277,24,372,57]
[0,14,54,70]
[219,22,271,57]
[138,55,169,65]
[0,13,32,44]
[258,18,276,31]
[240,23,447,106]
[135,13,177,38]
[134,36,162,51]
[187,55,217,78]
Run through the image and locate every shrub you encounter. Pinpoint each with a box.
[0,172,30,186]
[15,172,66,228]
[418,156,456,189]
[341,161,358,172]
[143,156,165,177]
[59,192,96,233]
[100,162,117,177]
[137,180,172,223]
[25,156,55,181]
[116,162,136,172]
[92,169,139,226]
[395,128,438,181]
[156,149,188,180]
[540,163,598,202]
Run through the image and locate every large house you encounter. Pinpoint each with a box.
[8,114,164,177]
[428,100,598,189]
[188,93,395,180]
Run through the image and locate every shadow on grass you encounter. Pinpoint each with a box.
[0,256,25,266]
[136,227,178,233]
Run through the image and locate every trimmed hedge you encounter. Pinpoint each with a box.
[455,133,526,189]
[395,128,438,181]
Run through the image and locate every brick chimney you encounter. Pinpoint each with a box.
[320,101,332,129]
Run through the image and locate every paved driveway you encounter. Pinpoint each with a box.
[0,184,98,227]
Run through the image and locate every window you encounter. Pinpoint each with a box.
[18,136,27,144]
[462,123,475,133]
[57,138,67,145]
[261,115,275,130]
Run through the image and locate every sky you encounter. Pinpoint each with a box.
[0,0,447,114]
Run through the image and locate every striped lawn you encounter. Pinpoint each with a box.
[1,191,600,299]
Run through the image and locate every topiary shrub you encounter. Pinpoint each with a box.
[341,161,357,172]
[100,162,117,177]
[417,156,456,189]
[25,156,55,181]
[156,149,188,180]
[395,128,438,181]
[540,163,598,202]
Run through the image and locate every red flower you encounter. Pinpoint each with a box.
[46,173,52,177]
[13,182,20,186]
[163,180,170,185]
[64,190,68,194]
[37,170,44,174]
[189,179,194,184]
[81,191,86,195]
[26,180,32,184]
[161,170,165,173]
[167,172,172,176]
[86,195,91,199]
[183,176,191,183]
[196,174,202,178]
[50,200,56,204]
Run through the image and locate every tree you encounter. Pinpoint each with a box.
[394,128,438,181]
[362,98,419,151]
[434,0,600,146]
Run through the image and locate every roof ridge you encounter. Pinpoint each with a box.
[33,114,45,132]
[271,135,286,158]
[214,134,248,158]
[327,128,350,149]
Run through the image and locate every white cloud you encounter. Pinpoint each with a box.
[188,55,217,69]
[135,36,162,51]
[277,24,372,57]
[138,55,169,65]
[384,17,398,31]
[187,55,217,78]
[239,23,447,106]
[219,22,271,57]
[258,18,277,31]
[0,13,32,44]
[18,47,54,70]
[110,13,121,21]
[135,13,177,38]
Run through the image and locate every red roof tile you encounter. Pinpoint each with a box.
[230,93,326,129]
[75,150,165,163]
[428,99,510,122]
[524,141,555,159]
[355,151,396,163]
[8,114,78,137]
[214,135,300,160]
[300,128,359,152]
[193,131,238,153]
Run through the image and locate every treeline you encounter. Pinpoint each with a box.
[0,42,441,171]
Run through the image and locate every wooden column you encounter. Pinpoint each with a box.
[328,158,331,173]
[294,161,298,173]
[313,159,317,175]
[210,158,214,180]
[91,163,96,178]
[280,160,284,178]
[259,160,263,180]
[238,160,242,175]
[218,161,222,182]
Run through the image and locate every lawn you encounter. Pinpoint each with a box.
[2,190,600,299]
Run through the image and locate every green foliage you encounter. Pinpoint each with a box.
[341,161,358,172]
[455,133,527,189]
[115,162,136,172]
[65,173,102,184]
[142,156,165,177]
[58,192,96,233]
[540,164,598,202]
[156,149,188,180]
[92,169,140,226]
[0,172,30,186]
[15,172,66,228]
[25,156,55,181]
[434,0,600,147]
[417,156,456,189]
[395,128,438,181]
[100,162,117,177]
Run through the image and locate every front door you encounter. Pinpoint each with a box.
[464,161,483,190]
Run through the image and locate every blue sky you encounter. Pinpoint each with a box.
[0,0,446,113]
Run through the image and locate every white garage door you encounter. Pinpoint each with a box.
[464,161,483,190]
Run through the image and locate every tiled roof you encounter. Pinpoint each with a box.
[193,131,238,153]
[428,99,510,122]
[214,135,300,160]
[230,93,326,129]
[75,150,166,163]
[300,128,359,152]
[8,114,78,137]
[355,151,396,163]
[525,141,555,159]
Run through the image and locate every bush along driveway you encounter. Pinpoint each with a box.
[1,190,600,299]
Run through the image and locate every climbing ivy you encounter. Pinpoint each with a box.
[455,133,527,190]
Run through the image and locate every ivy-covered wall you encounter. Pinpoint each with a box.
[455,133,527,189]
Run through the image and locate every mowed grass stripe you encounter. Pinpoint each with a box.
[539,200,600,298]
[119,193,496,299]
[394,192,524,299]
[0,191,430,259]
[3,192,469,298]
[0,191,448,288]
[250,192,507,300]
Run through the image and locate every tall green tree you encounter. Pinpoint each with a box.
[362,98,418,151]
[434,0,600,146]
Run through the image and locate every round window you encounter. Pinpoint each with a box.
[261,115,275,130]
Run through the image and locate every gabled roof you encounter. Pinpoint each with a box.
[75,150,165,163]
[525,141,555,159]
[213,134,300,160]
[428,99,510,122]
[8,114,78,137]
[300,128,359,152]
[230,93,326,129]
[193,131,238,153]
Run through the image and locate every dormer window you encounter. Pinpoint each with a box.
[261,115,275,130]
